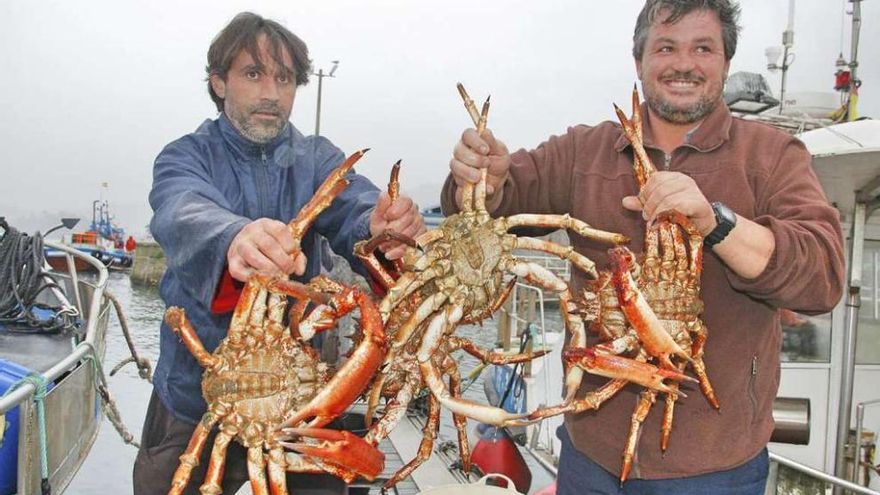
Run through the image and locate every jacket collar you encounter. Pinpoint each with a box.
[218,112,294,158]
[613,100,732,153]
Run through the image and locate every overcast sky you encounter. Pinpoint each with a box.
[1,0,877,238]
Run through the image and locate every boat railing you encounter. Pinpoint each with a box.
[0,240,108,414]
[768,452,880,495]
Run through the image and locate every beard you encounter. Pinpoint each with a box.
[643,70,720,125]
[232,102,287,144]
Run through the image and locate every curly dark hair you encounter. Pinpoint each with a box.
[632,0,742,61]
[206,12,312,112]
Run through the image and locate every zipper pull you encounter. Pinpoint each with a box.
[751,356,758,375]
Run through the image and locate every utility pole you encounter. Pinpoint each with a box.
[313,60,339,136]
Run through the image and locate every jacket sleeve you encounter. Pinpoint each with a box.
[441,127,578,225]
[149,138,250,308]
[725,138,845,313]
[311,143,379,278]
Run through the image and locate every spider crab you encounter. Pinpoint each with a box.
[163,150,388,495]
[323,84,633,488]
[529,87,720,483]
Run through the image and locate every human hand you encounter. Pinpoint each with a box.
[449,128,510,205]
[369,191,426,260]
[621,171,716,235]
[227,218,307,282]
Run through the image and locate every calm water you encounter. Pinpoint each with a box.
[66,273,556,494]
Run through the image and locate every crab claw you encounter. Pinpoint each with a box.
[278,427,385,482]
[563,347,696,395]
[609,247,691,369]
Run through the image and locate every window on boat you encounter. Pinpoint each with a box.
[854,240,880,365]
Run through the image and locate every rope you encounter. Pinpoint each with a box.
[1,373,52,495]
[0,219,79,333]
[77,342,140,448]
[104,291,153,382]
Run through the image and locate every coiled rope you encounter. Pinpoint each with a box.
[0,219,79,333]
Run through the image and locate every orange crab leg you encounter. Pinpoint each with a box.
[608,247,691,369]
[278,428,385,482]
[563,347,695,395]
[287,148,369,258]
[165,308,218,369]
[272,282,387,429]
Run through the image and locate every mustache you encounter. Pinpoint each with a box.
[250,102,283,115]
[660,71,706,83]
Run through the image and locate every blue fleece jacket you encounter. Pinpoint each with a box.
[149,113,378,423]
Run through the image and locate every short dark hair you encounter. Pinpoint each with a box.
[632,0,741,61]
[206,12,311,112]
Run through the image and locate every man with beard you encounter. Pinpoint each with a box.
[135,12,424,495]
[441,0,843,493]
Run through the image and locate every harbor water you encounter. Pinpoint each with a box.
[65,272,556,494]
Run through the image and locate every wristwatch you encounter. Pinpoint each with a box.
[704,202,736,249]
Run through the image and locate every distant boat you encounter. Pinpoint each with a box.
[45,200,134,273]
[422,205,444,228]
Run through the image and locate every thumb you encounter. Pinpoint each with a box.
[622,195,643,212]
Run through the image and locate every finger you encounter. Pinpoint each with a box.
[383,244,407,261]
[387,213,421,238]
[243,242,288,275]
[454,140,489,168]
[621,196,643,212]
[292,252,307,276]
[385,195,414,219]
[228,258,252,283]
[264,219,298,255]
[460,128,489,155]
[481,129,508,156]
[254,234,298,274]
[450,158,482,185]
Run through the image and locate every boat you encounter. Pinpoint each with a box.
[44,199,134,273]
[0,221,111,495]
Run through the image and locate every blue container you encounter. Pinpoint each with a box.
[0,359,52,495]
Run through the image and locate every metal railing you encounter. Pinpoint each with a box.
[0,241,109,414]
[769,452,880,495]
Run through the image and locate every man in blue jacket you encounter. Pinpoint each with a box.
[133,12,424,495]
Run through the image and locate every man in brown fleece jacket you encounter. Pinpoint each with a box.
[441,1,845,493]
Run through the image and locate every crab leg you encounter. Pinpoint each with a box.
[621,389,656,484]
[419,303,528,426]
[506,259,588,403]
[168,408,220,495]
[165,308,218,369]
[267,449,287,495]
[385,389,442,488]
[200,428,234,495]
[287,148,369,258]
[609,247,690,369]
[278,428,385,482]
[447,335,550,364]
[563,347,695,394]
[514,235,605,278]
[247,446,270,495]
[269,280,387,429]
[439,353,473,473]
[505,214,630,249]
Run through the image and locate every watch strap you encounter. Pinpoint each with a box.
[704,202,736,249]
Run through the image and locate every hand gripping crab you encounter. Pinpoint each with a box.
[531,88,720,483]
[335,84,631,488]
[163,151,388,495]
